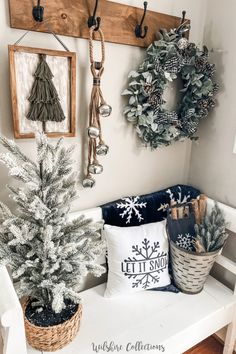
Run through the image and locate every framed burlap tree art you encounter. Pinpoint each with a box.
[9,45,76,138]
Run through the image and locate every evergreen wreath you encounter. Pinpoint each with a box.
[122,25,219,149]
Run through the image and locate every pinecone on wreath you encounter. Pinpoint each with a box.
[198,98,216,110]
[195,56,207,71]
[184,43,197,57]
[155,111,179,126]
[198,108,209,118]
[143,83,155,96]
[198,99,209,109]
[183,120,198,135]
[213,83,220,94]
[164,56,181,74]
[207,98,216,109]
[153,57,161,72]
[181,108,195,121]
[181,109,197,133]
[148,93,162,109]
[203,63,216,77]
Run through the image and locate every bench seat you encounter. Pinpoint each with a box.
[27,276,236,354]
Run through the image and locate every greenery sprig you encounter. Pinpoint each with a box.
[195,203,228,253]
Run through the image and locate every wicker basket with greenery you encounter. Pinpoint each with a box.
[0,134,106,351]
[168,200,228,294]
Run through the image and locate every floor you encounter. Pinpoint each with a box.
[184,336,223,354]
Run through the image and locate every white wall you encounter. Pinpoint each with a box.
[188,0,236,208]
[0,0,207,212]
[187,2,236,347]
[188,0,236,293]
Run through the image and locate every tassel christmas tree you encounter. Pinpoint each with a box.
[27,54,65,129]
[0,134,106,314]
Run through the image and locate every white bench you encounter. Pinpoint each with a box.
[0,267,27,354]
[1,198,236,354]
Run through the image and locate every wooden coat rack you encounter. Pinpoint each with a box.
[8,0,189,48]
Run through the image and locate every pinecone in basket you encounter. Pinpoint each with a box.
[164,56,181,74]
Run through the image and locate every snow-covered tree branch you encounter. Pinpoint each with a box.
[0,133,106,313]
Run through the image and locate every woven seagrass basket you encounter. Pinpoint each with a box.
[23,301,82,352]
[169,239,222,294]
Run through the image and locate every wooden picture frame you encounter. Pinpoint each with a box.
[8,45,76,139]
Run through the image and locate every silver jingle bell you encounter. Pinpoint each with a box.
[96,144,109,156]
[82,176,95,188]
[98,104,112,117]
[177,37,189,50]
[88,163,103,175]
[88,126,100,139]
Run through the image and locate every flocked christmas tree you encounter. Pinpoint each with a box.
[27,54,65,129]
[194,203,228,252]
[0,133,106,313]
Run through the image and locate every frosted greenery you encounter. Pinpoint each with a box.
[0,134,106,313]
[194,203,228,252]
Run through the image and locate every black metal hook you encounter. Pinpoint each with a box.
[181,10,186,25]
[88,0,101,31]
[135,1,148,39]
[176,10,190,37]
[32,0,44,22]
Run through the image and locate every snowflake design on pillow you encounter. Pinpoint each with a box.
[116,197,147,224]
[121,238,168,289]
[176,233,193,251]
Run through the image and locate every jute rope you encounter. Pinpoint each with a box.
[84,26,107,185]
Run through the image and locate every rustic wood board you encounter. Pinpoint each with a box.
[8,0,189,48]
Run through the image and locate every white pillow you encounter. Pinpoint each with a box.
[103,220,170,298]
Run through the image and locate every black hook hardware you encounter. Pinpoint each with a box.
[176,10,190,37]
[88,0,101,31]
[32,0,44,22]
[181,10,186,25]
[135,1,148,39]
